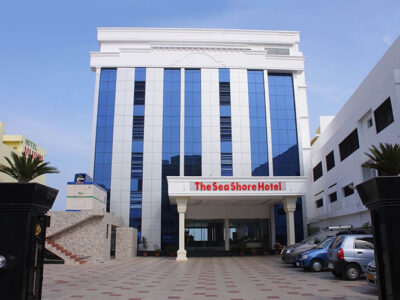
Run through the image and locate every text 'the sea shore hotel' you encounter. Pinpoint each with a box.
[89,28,311,260]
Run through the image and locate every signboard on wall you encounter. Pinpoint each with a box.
[190,181,286,192]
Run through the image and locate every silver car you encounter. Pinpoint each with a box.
[365,260,377,287]
[327,234,374,280]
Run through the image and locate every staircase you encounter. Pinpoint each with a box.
[45,239,87,265]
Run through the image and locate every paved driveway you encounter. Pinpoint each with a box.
[43,256,378,300]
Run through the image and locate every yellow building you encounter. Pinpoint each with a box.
[0,122,47,184]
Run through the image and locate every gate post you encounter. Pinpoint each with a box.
[0,183,58,300]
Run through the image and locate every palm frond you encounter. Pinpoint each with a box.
[0,152,59,182]
[363,143,400,176]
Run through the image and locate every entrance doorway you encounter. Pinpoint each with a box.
[110,225,116,258]
[185,219,269,254]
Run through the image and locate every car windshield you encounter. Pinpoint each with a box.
[300,232,320,244]
[317,237,334,249]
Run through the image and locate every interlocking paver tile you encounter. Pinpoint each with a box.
[43,256,378,300]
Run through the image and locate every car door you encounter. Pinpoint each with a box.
[354,237,374,272]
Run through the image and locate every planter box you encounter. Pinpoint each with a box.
[0,183,58,300]
[357,176,400,300]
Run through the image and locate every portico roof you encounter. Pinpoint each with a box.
[167,176,308,205]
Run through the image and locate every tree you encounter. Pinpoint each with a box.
[0,152,59,183]
[363,143,400,176]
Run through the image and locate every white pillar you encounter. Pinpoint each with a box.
[269,204,276,249]
[224,218,230,251]
[283,197,297,246]
[176,198,188,261]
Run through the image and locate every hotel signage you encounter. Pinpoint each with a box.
[24,138,44,161]
[191,181,286,192]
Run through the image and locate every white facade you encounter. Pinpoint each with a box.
[89,28,312,255]
[308,37,400,231]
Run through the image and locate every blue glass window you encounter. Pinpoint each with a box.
[248,70,269,176]
[184,69,202,176]
[219,69,233,176]
[268,73,300,176]
[129,68,146,240]
[93,68,117,212]
[161,69,181,248]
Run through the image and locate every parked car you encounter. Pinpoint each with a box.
[327,234,374,280]
[295,237,335,272]
[365,260,377,287]
[281,226,366,265]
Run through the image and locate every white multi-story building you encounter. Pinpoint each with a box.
[308,37,400,231]
[89,28,312,260]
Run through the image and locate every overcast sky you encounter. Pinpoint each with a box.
[1,0,399,210]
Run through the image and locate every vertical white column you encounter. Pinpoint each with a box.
[224,218,230,251]
[269,204,276,249]
[180,68,185,176]
[292,71,310,240]
[230,69,251,176]
[263,70,274,176]
[89,67,101,178]
[142,68,164,250]
[283,197,297,246]
[110,68,135,225]
[176,197,188,261]
[201,68,220,177]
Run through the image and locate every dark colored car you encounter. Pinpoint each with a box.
[327,234,374,280]
[282,228,345,264]
[281,227,370,265]
[295,237,334,272]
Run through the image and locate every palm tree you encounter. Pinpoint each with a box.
[363,143,400,176]
[0,152,59,182]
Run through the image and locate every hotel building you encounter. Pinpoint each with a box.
[308,36,400,231]
[89,28,311,260]
[0,121,46,184]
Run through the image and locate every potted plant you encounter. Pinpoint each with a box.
[238,242,246,256]
[153,244,161,257]
[356,143,400,300]
[0,153,59,299]
[141,236,148,256]
[166,245,177,257]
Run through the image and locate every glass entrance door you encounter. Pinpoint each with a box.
[185,219,269,252]
[186,220,225,250]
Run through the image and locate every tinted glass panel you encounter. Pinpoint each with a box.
[329,192,337,203]
[316,198,323,208]
[161,69,181,248]
[354,238,374,249]
[219,69,233,176]
[184,69,202,176]
[330,236,345,249]
[326,151,335,171]
[313,162,323,181]
[374,97,394,133]
[269,73,300,176]
[93,68,117,212]
[129,68,146,239]
[248,70,269,176]
[339,129,359,161]
[343,184,355,197]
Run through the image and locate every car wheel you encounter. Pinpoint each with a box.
[343,264,360,281]
[331,270,342,278]
[310,259,323,272]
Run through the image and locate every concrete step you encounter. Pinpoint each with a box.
[45,239,87,265]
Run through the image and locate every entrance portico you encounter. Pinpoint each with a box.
[167,176,307,261]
